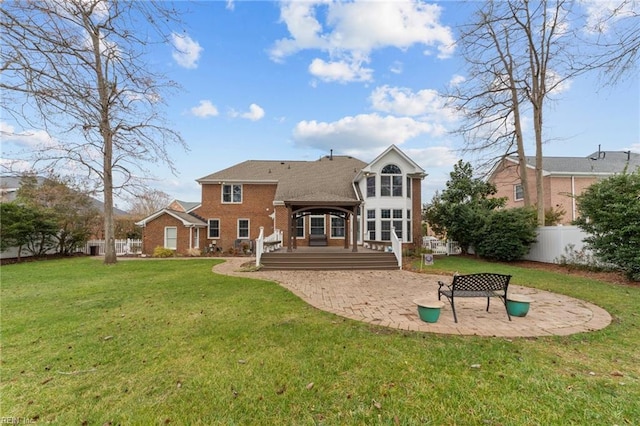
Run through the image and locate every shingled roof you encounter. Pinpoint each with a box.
[197,155,367,204]
[509,151,640,175]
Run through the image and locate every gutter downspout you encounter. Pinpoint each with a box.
[352,180,361,247]
[571,176,576,221]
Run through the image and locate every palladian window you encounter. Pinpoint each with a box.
[380,164,402,197]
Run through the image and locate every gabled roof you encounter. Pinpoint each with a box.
[135,208,207,227]
[198,155,367,204]
[503,151,640,176]
[358,144,427,178]
[169,199,201,213]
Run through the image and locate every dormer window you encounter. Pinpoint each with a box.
[381,164,402,197]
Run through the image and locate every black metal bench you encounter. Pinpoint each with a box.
[438,273,512,323]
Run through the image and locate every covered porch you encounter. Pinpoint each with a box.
[284,201,361,253]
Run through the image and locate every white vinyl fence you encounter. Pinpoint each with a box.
[523,226,589,264]
[84,239,142,256]
[422,237,462,255]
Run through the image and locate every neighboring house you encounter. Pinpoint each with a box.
[488,149,640,224]
[136,145,427,256]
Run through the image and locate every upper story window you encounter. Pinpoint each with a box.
[366,176,375,197]
[514,184,524,201]
[381,164,402,197]
[222,184,242,203]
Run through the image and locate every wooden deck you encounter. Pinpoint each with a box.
[260,246,399,270]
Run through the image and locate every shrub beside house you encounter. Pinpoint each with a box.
[136,145,426,256]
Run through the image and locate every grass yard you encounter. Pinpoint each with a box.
[1,257,639,425]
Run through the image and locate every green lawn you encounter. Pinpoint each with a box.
[1,257,639,425]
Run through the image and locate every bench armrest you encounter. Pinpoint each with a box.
[437,280,451,292]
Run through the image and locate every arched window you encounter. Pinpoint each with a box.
[381,164,402,196]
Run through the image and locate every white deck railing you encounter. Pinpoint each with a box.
[422,237,461,255]
[255,228,283,266]
[391,227,402,269]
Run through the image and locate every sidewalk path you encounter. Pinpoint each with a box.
[213,258,611,337]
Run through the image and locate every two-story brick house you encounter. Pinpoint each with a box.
[136,145,426,256]
[488,149,640,224]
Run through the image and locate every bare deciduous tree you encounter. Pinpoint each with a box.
[580,0,640,86]
[450,0,580,225]
[127,189,172,218]
[1,0,187,263]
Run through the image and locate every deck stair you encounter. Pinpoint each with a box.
[260,250,399,270]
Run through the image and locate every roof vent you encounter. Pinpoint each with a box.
[590,144,606,161]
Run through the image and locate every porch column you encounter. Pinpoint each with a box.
[287,205,293,252]
[344,213,349,249]
[292,213,298,249]
[351,205,358,252]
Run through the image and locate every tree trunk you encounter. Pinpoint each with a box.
[510,85,531,206]
[86,14,117,264]
[534,102,545,225]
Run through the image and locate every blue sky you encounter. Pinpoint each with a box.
[2,0,638,209]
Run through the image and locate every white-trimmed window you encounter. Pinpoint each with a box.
[393,209,403,240]
[366,176,376,197]
[310,215,325,235]
[381,164,403,197]
[514,184,524,201]
[295,216,305,238]
[222,184,242,203]
[164,226,177,250]
[381,209,391,240]
[406,209,412,242]
[366,209,376,240]
[208,219,220,239]
[237,219,249,238]
[406,177,412,198]
[331,217,345,238]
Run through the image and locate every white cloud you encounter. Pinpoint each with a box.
[171,32,203,69]
[229,104,266,121]
[309,57,373,83]
[449,74,466,86]
[269,1,328,62]
[270,0,455,82]
[581,0,640,33]
[546,70,573,95]
[242,104,266,121]
[190,100,219,118]
[628,143,640,153]
[390,61,403,74]
[226,0,235,11]
[0,121,56,149]
[369,85,458,122]
[292,113,444,152]
[403,146,458,169]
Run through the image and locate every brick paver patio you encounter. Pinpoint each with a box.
[214,258,611,337]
